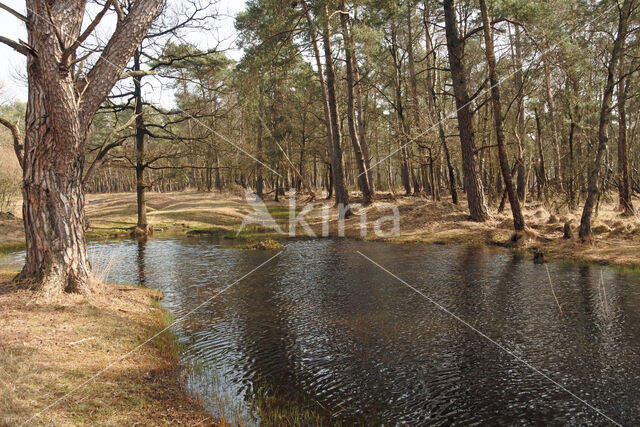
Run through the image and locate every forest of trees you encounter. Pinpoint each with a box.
[1,0,640,294]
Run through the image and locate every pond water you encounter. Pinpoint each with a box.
[3,238,640,424]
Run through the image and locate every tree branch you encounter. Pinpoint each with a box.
[80,0,163,130]
[44,1,66,52]
[0,116,24,168]
[61,0,113,65]
[0,2,28,23]
[119,69,157,79]
[0,35,30,56]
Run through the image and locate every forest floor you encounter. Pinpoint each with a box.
[0,271,216,426]
[2,190,640,269]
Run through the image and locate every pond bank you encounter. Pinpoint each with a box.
[3,190,639,270]
[0,271,215,425]
[91,191,640,270]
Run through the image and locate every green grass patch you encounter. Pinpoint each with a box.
[0,241,25,259]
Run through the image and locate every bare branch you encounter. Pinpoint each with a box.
[0,115,23,168]
[0,2,28,23]
[80,0,163,130]
[83,112,138,183]
[0,35,29,56]
[119,70,157,80]
[61,0,113,65]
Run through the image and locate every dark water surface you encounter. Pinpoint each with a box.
[3,238,640,424]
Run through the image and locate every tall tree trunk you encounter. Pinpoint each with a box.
[443,0,490,221]
[340,5,373,204]
[580,0,633,239]
[568,78,582,210]
[303,2,335,199]
[424,2,455,203]
[133,49,150,235]
[17,0,162,294]
[352,40,374,194]
[406,2,429,195]
[424,7,458,205]
[322,4,350,211]
[512,25,527,202]
[256,83,264,199]
[617,55,634,216]
[534,108,546,198]
[543,56,563,189]
[215,150,222,191]
[479,0,525,231]
[390,22,412,195]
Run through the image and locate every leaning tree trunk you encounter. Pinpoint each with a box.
[479,0,525,231]
[443,0,490,221]
[17,0,163,294]
[580,0,632,239]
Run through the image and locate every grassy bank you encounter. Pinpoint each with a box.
[4,190,640,268]
[0,271,214,426]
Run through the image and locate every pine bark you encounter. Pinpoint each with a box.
[617,55,634,216]
[479,0,525,231]
[443,0,490,221]
[340,6,373,204]
[18,0,163,294]
[580,0,633,239]
[321,3,350,211]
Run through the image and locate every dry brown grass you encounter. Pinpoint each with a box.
[0,271,216,426]
[2,189,639,267]
[302,192,640,268]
